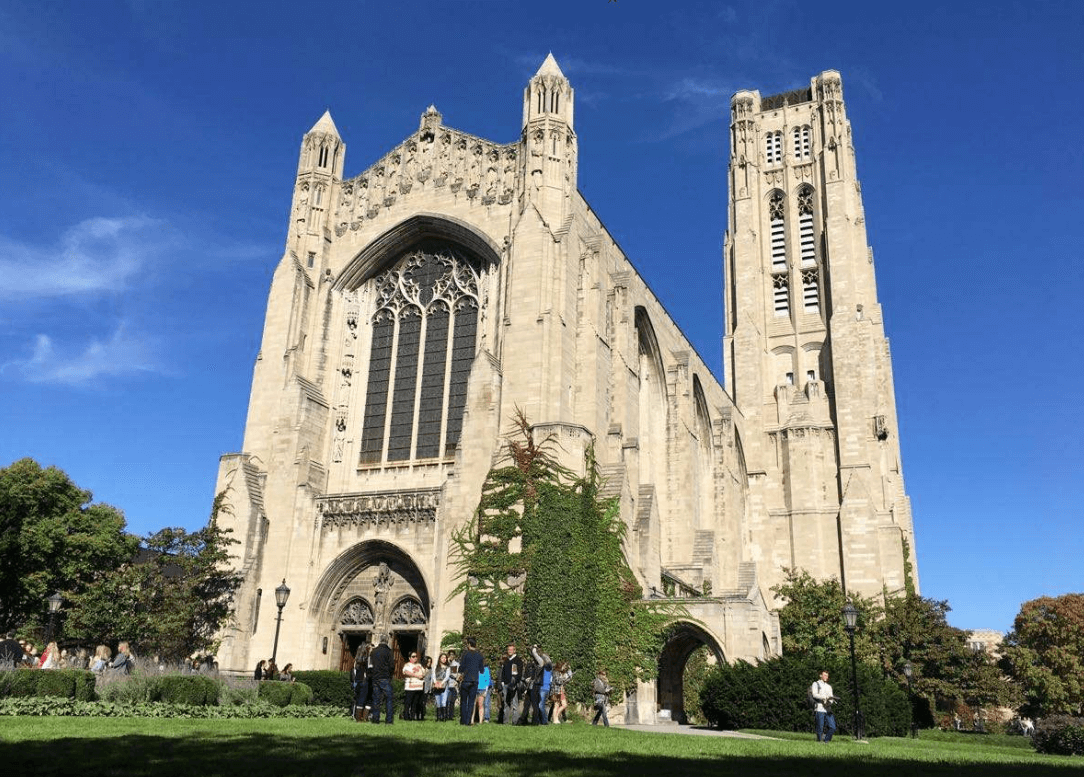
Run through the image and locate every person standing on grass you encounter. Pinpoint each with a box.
[810,670,837,742]
[402,651,425,721]
[351,645,371,722]
[457,637,485,725]
[530,645,552,724]
[254,659,266,681]
[474,657,491,723]
[549,661,571,724]
[369,634,395,725]
[592,668,612,727]
[501,644,523,725]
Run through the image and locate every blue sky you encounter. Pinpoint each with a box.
[1,0,1080,634]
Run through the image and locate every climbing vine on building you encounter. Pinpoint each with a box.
[451,411,675,704]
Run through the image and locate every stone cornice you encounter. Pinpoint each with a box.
[315,488,441,530]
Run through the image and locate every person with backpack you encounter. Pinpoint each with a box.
[809,670,838,742]
[591,668,612,727]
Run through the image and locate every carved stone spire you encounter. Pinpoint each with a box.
[520,54,577,225]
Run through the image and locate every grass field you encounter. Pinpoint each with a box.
[2,717,1082,777]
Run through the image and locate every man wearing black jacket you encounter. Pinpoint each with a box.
[457,637,485,725]
[369,635,395,724]
[500,643,523,724]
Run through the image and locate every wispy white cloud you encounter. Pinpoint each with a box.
[4,324,163,386]
[0,216,168,298]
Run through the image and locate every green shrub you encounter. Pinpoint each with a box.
[290,682,314,706]
[258,681,312,707]
[699,653,909,737]
[153,675,221,706]
[73,671,96,701]
[0,670,42,698]
[36,671,75,698]
[0,669,96,700]
[292,671,351,707]
[0,697,347,718]
[1033,715,1084,756]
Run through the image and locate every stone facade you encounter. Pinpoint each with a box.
[212,57,917,723]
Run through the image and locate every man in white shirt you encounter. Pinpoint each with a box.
[810,670,837,742]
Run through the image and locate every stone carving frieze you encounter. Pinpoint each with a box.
[316,488,441,530]
[334,118,518,231]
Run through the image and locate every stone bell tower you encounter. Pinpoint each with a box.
[723,71,918,599]
[519,53,577,227]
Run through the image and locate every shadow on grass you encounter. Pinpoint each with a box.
[4,730,1080,777]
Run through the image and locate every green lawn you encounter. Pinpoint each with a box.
[1,717,1081,777]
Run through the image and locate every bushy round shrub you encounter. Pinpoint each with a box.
[0,669,96,700]
[1033,715,1084,756]
[292,670,351,707]
[258,681,313,707]
[699,653,909,737]
[36,670,76,698]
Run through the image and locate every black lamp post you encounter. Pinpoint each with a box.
[45,592,63,643]
[903,660,918,738]
[842,600,864,740]
[271,579,290,666]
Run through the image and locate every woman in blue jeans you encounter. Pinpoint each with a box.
[431,652,453,721]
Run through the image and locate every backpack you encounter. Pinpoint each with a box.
[806,686,817,710]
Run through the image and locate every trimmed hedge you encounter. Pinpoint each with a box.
[292,671,352,707]
[699,653,910,737]
[151,675,220,706]
[1033,715,1084,756]
[258,681,314,707]
[0,670,97,701]
[0,697,347,718]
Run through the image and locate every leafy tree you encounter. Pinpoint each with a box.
[65,495,242,662]
[772,569,1015,719]
[0,459,138,634]
[771,568,880,664]
[1001,594,1084,716]
[875,593,1016,716]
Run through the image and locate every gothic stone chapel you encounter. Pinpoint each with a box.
[213,55,918,724]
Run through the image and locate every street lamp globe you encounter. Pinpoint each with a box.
[47,592,64,614]
[275,579,291,609]
[903,660,913,679]
[842,600,858,633]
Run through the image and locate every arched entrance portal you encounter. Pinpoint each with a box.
[313,540,431,673]
[657,622,724,724]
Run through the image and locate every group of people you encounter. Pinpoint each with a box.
[348,636,611,727]
[0,633,135,674]
[253,659,295,682]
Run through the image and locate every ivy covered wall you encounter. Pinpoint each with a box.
[452,413,674,704]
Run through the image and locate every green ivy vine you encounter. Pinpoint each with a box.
[451,411,677,704]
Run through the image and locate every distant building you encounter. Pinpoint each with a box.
[212,57,918,724]
[968,629,1004,657]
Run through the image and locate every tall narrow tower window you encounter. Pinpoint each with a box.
[797,187,816,267]
[358,243,482,465]
[802,268,820,312]
[765,131,782,165]
[773,273,790,317]
[793,126,811,160]
[319,146,329,168]
[769,192,786,271]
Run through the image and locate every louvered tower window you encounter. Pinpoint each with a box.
[796,186,820,312]
[765,131,782,164]
[798,187,816,267]
[358,243,482,464]
[769,191,789,317]
[793,126,811,160]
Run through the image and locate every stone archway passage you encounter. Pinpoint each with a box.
[657,622,724,724]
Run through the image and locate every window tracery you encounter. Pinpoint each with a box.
[359,244,481,464]
[340,598,374,626]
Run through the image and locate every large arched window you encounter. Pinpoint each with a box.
[359,242,481,464]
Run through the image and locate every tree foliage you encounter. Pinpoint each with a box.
[64,494,242,661]
[1001,594,1084,717]
[771,568,880,663]
[452,410,674,703]
[0,458,139,634]
[772,568,1015,718]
